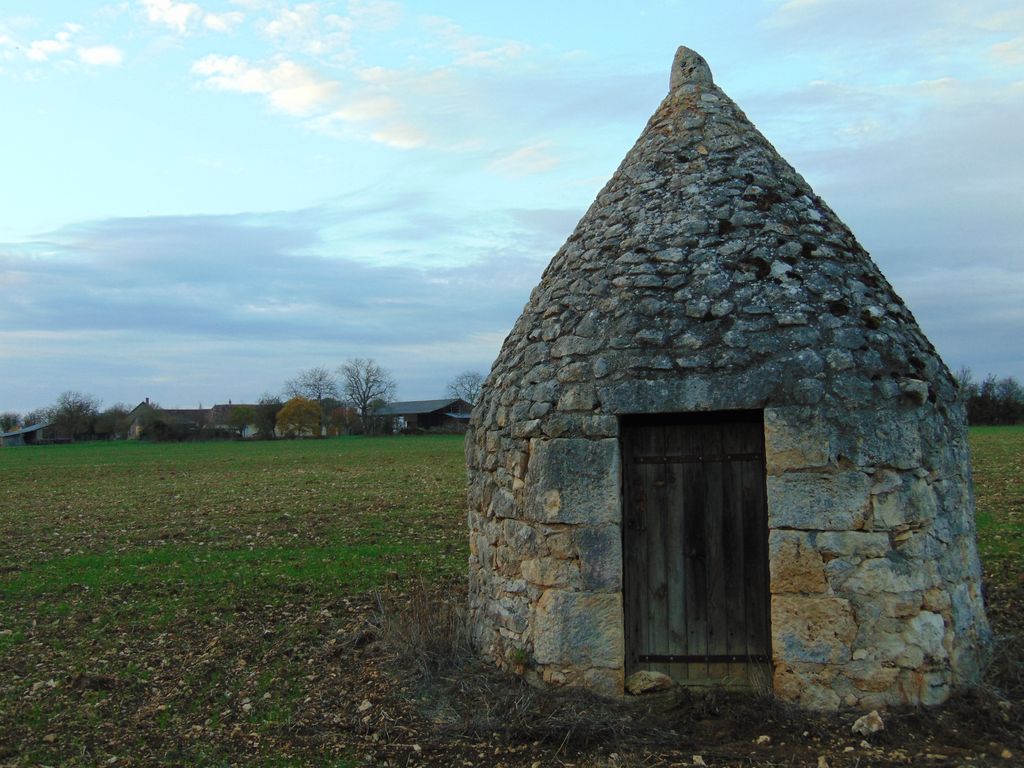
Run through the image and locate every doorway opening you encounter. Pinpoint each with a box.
[621,410,771,686]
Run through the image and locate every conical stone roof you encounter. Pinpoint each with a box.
[485,47,950,413]
[466,47,990,710]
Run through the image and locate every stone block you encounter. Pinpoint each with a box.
[551,335,602,358]
[814,531,890,558]
[542,414,584,438]
[582,414,619,438]
[868,629,924,669]
[923,588,951,613]
[489,595,528,634]
[524,439,620,524]
[764,406,830,473]
[511,419,543,438]
[769,530,826,593]
[599,369,783,415]
[894,670,951,706]
[907,611,947,659]
[575,524,623,591]
[532,590,624,668]
[791,377,825,405]
[558,384,598,411]
[844,661,899,692]
[583,666,624,696]
[626,670,674,694]
[521,557,580,587]
[523,342,550,366]
[838,555,934,595]
[872,474,938,529]
[772,595,856,664]
[835,408,922,469]
[875,591,924,618]
[772,661,840,710]
[544,528,575,559]
[766,470,871,530]
[488,488,516,519]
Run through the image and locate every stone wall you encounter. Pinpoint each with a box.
[465,47,991,709]
[762,405,989,709]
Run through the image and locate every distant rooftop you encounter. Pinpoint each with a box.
[375,398,469,416]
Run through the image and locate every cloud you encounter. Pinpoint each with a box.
[26,30,73,62]
[991,35,1024,65]
[421,16,530,68]
[203,11,245,32]
[0,193,575,410]
[348,0,402,28]
[184,6,652,166]
[191,54,340,115]
[260,3,354,57]
[78,45,124,66]
[139,0,244,35]
[12,23,125,69]
[768,0,949,39]
[140,0,204,34]
[488,142,561,177]
[367,123,428,149]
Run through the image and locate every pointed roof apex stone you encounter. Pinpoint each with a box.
[670,46,713,90]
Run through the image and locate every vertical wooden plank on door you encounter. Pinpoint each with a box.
[663,421,687,682]
[702,423,728,681]
[621,424,639,677]
[722,422,750,684]
[741,421,771,679]
[680,423,707,682]
[646,425,670,677]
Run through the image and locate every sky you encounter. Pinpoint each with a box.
[1,0,1022,414]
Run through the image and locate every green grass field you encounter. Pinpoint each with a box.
[0,429,1021,766]
[0,436,468,766]
[970,425,1024,565]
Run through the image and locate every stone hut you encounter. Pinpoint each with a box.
[465,47,991,710]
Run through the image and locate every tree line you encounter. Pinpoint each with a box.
[6,366,1018,438]
[955,369,1024,426]
[1,361,486,442]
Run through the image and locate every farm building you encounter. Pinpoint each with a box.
[128,399,258,439]
[0,423,50,447]
[376,399,472,431]
[466,47,990,710]
[207,403,259,438]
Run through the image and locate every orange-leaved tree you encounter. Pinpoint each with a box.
[275,396,321,438]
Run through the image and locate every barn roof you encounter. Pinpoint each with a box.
[376,399,469,416]
[208,403,258,421]
[0,422,48,438]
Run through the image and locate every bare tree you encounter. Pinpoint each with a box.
[284,366,339,435]
[447,370,485,405]
[254,393,283,439]
[94,403,131,439]
[51,390,101,440]
[22,408,51,427]
[0,412,19,432]
[339,358,396,433]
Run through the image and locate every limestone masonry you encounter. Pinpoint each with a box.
[466,46,991,710]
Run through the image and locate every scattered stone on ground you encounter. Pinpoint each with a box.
[851,709,885,735]
[625,670,674,695]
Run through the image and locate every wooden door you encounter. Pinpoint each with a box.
[622,411,770,686]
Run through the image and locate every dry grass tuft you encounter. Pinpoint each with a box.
[374,578,475,681]
[372,582,809,754]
